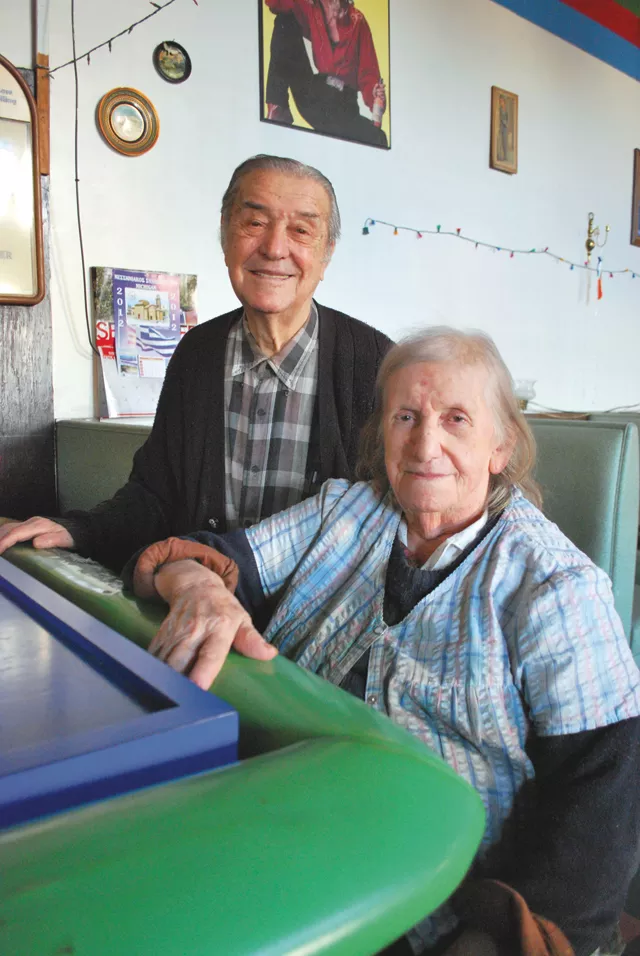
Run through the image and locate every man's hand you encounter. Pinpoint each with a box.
[0,517,75,555]
[149,560,277,690]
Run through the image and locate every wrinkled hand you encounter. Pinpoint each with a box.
[150,560,277,690]
[0,517,75,555]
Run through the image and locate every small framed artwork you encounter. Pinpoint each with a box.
[631,149,640,248]
[490,86,518,175]
[153,41,192,84]
[96,87,160,157]
[259,0,391,150]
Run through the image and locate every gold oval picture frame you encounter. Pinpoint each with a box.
[96,88,159,157]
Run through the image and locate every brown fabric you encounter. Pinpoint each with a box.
[453,880,574,956]
[133,537,239,599]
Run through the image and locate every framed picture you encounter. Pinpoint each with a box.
[490,86,518,175]
[0,556,238,828]
[153,41,192,84]
[632,149,640,248]
[259,0,391,150]
[0,54,45,305]
[96,87,160,157]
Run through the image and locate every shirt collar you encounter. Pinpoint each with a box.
[398,509,489,572]
[230,302,318,388]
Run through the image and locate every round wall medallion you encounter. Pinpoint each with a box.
[153,41,192,84]
[96,88,160,157]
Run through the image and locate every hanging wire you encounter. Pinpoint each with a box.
[71,0,98,355]
[42,0,183,76]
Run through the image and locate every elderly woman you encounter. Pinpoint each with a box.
[127,328,640,956]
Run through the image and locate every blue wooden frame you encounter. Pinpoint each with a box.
[0,557,238,828]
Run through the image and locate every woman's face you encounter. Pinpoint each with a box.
[383,361,511,528]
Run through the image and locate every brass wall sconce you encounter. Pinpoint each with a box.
[585,212,610,265]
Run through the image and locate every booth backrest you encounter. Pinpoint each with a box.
[56,420,150,513]
[55,417,640,637]
[528,419,639,638]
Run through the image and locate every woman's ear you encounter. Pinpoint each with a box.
[489,431,516,476]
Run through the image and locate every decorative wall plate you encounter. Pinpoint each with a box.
[96,88,159,157]
[153,41,192,84]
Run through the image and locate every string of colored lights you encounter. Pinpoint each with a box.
[39,0,197,76]
[362,218,638,280]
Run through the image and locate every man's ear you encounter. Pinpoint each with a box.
[220,216,229,264]
[320,241,336,279]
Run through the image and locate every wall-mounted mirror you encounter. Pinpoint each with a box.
[0,54,45,305]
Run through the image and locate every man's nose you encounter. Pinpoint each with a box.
[259,221,288,259]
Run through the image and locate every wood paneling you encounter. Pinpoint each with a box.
[0,148,54,519]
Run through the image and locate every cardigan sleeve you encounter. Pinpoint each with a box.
[57,334,194,572]
[475,718,640,956]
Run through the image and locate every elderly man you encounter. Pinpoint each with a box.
[0,155,391,571]
[127,328,640,956]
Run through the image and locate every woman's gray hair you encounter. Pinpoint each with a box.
[220,155,341,256]
[357,326,542,514]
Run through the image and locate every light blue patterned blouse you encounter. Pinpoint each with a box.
[246,479,640,950]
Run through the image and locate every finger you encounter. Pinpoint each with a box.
[149,620,183,660]
[232,624,277,662]
[166,638,200,676]
[32,530,74,550]
[0,519,50,553]
[186,632,238,690]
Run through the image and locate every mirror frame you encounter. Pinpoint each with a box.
[0,54,45,306]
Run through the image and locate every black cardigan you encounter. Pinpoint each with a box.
[60,302,392,571]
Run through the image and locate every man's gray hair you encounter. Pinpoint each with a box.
[220,154,341,253]
[357,326,542,514]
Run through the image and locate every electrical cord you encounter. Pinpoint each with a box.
[70,0,99,356]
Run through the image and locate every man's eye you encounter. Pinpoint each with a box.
[450,414,467,424]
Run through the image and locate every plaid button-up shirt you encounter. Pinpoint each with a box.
[223,304,319,530]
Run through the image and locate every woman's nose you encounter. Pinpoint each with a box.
[412,422,441,459]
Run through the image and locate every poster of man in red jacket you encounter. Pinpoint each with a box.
[260,0,390,149]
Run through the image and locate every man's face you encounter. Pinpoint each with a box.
[222,169,334,323]
[383,361,511,527]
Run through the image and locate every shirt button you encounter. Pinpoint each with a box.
[367,693,379,706]
[208,518,218,529]
[251,465,259,474]
[257,408,265,417]
[373,624,385,636]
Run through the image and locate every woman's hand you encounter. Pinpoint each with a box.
[149,560,277,690]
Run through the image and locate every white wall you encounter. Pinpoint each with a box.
[0,1,32,68]
[4,0,640,416]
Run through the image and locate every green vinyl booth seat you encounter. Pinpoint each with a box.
[528,418,639,640]
[0,542,485,956]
